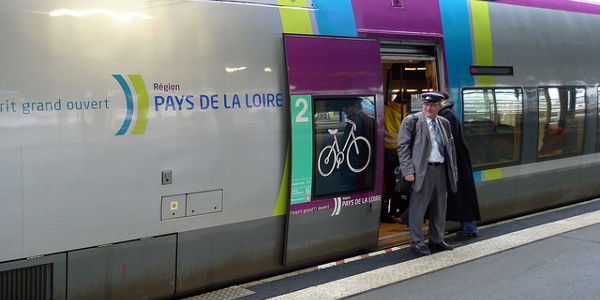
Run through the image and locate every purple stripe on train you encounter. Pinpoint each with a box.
[285,36,383,96]
[289,192,382,215]
[350,0,443,39]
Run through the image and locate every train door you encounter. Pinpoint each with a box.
[378,41,443,248]
[283,35,384,265]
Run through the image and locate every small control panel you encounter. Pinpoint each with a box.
[160,189,223,221]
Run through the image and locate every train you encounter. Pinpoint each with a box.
[2,0,600,299]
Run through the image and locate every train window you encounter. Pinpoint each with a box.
[313,96,376,198]
[462,88,523,170]
[598,87,600,152]
[537,87,586,159]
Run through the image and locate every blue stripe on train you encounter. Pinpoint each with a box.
[315,0,357,37]
[439,0,475,120]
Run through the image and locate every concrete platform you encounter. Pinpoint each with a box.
[185,198,600,300]
[347,222,600,300]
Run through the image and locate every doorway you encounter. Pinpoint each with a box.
[377,45,441,248]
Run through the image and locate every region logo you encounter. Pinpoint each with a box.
[331,197,342,216]
[112,74,149,135]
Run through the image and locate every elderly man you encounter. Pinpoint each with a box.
[397,92,458,256]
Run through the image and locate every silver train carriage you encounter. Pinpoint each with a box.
[1,0,600,299]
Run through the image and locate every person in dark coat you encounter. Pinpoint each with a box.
[438,92,481,236]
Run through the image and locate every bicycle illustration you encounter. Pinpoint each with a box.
[317,119,371,177]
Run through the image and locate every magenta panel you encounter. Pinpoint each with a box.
[284,35,383,96]
[350,0,443,39]
[495,0,600,15]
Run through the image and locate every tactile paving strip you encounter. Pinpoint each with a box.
[186,285,254,300]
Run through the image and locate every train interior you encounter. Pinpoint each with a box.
[378,57,439,248]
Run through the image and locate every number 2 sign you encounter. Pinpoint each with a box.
[290,95,313,205]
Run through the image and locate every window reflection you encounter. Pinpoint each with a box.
[598,87,600,152]
[537,87,585,159]
[462,88,523,169]
[313,96,376,198]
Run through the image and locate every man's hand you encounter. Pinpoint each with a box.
[404,173,415,182]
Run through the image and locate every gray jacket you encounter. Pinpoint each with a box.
[397,112,458,193]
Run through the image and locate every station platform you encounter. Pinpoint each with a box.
[186,198,600,300]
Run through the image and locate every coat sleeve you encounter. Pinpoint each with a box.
[441,118,458,185]
[447,112,460,143]
[397,115,416,176]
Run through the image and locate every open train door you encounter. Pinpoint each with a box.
[283,34,384,265]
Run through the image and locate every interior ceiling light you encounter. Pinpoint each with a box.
[226,66,247,73]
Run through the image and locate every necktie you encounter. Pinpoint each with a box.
[432,118,444,147]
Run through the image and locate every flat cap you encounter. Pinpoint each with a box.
[421,92,444,103]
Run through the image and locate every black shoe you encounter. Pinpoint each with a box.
[392,216,407,225]
[410,245,431,256]
[457,231,478,237]
[428,241,454,251]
